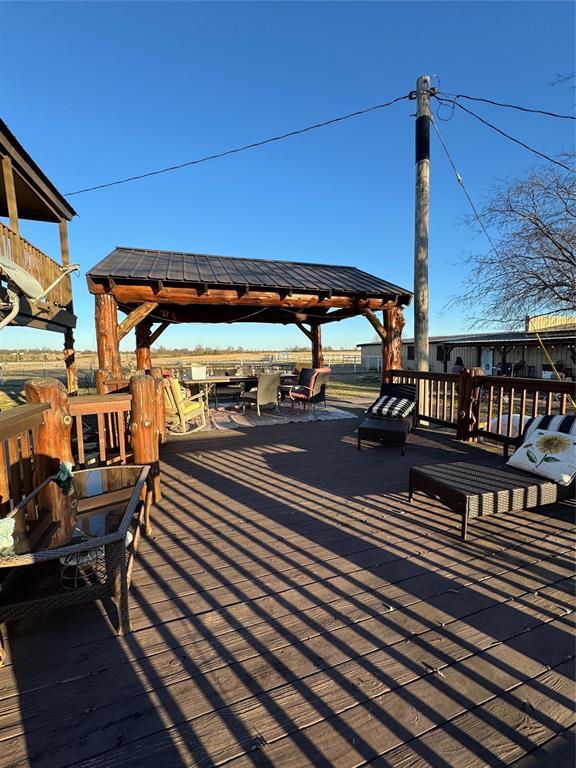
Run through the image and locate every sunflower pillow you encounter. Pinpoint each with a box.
[507,429,576,486]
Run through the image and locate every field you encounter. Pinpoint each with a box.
[0,350,375,409]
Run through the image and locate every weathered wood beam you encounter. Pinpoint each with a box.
[296,322,314,341]
[1,155,19,233]
[363,308,387,341]
[149,320,170,346]
[88,281,393,311]
[117,302,159,341]
[58,220,70,266]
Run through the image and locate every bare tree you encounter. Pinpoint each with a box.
[451,154,576,326]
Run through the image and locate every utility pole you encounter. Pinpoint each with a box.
[412,74,431,371]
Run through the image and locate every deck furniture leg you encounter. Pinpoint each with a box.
[143,484,154,537]
[357,434,361,450]
[461,511,469,541]
[105,540,131,635]
[408,485,413,503]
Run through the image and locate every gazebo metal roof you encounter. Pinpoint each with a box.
[88,247,412,303]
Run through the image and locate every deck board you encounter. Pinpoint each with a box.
[0,419,574,767]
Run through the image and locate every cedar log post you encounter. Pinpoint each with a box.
[456,367,484,441]
[95,294,122,385]
[130,375,161,536]
[135,318,153,371]
[311,325,324,368]
[25,379,74,532]
[150,367,167,444]
[382,304,405,383]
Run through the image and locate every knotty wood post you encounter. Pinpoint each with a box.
[130,374,160,535]
[25,378,74,517]
[150,367,167,444]
[95,368,111,395]
[382,304,405,384]
[456,367,484,441]
[64,328,78,394]
[59,220,78,394]
[135,317,153,371]
[311,325,324,368]
[95,294,122,380]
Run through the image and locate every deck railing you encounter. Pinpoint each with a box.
[0,403,50,514]
[386,369,575,441]
[68,393,132,467]
[0,221,72,308]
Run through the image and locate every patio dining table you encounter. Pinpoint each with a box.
[185,373,297,406]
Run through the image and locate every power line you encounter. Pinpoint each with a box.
[434,96,574,173]
[430,114,501,260]
[64,94,410,196]
[437,91,575,120]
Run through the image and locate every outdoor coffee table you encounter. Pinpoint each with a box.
[408,460,565,541]
[0,464,149,656]
[357,415,412,455]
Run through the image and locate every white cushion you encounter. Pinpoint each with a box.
[368,395,415,418]
[507,429,576,486]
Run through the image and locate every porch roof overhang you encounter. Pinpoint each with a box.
[0,119,77,223]
[87,246,412,325]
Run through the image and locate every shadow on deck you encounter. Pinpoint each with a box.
[1,415,574,767]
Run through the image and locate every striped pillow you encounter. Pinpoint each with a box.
[521,414,576,445]
[369,395,415,418]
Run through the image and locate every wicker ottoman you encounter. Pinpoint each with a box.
[409,460,571,540]
[357,415,413,455]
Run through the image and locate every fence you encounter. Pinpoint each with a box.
[387,369,575,441]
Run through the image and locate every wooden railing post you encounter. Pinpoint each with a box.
[456,368,484,441]
[95,368,111,395]
[130,374,160,536]
[24,378,74,521]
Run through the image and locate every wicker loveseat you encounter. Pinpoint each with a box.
[409,414,575,539]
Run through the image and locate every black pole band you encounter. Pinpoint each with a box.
[415,115,430,163]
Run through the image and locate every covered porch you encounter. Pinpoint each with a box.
[1,412,574,767]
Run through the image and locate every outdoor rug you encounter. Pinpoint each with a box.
[204,404,357,431]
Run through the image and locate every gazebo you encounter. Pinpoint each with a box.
[86,246,412,385]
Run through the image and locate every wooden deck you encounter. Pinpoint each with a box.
[1,414,574,767]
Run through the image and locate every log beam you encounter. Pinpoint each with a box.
[2,155,19,233]
[296,322,314,342]
[135,317,153,371]
[88,280,396,311]
[94,294,122,379]
[117,302,159,341]
[149,321,170,346]
[363,308,387,341]
[311,324,324,368]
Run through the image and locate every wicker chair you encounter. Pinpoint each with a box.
[163,379,207,434]
[240,373,281,416]
[288,367,331,410]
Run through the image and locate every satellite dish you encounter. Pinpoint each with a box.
[0,254,45,301]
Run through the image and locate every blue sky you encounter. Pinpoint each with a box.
[0,1,573,351]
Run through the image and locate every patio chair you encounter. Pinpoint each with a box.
[240,372,281,416]
[163,378,207,434]
[357,382,417,454]
[288,367,331,410]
